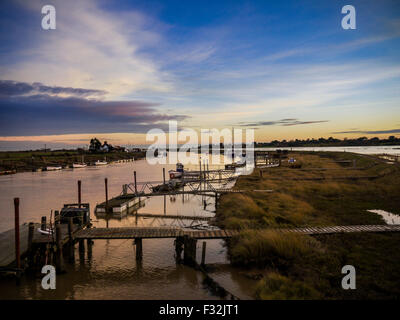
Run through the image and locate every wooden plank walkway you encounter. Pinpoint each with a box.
[135,213,213,221]
[73,224,400,240]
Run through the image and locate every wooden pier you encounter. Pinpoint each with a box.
[72,224,400,240]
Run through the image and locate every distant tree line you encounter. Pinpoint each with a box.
[254,136,400,148]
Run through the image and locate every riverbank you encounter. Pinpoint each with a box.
[216,151,400,299]
[0,150,146,173]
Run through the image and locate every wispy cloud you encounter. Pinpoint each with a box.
[0,80,106,97]
[238,119,329,127]
[332,129,400,135]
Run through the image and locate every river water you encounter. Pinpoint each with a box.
[0,153,257,300]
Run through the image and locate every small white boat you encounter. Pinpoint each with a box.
[73,163,87,168]
[95,160,108,166]
[37,228,53,235]
[46,166,62,171]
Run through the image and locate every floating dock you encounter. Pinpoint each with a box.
[95,194,142,215]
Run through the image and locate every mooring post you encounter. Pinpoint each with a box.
[134,171,137,194]
[28,222,35,254]
[135,238,143,261]
[105,178,109,213]
[67,217,75,262]
[201,241,207,266]
[41,216,47,231]
[14,198,21,271]
[54,210,59,225]
[183,235,197,266]
[163,168,166,185]
[78,180,82,208]
[175,236,184,262]
[55,224,65,272]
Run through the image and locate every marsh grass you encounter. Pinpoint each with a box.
[217,151,400,299]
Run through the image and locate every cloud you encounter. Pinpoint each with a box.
[0,81,188,136]
[332,129,400,135]
[238,119,329,127]
[0,80,106,97]
[1,0,171,98]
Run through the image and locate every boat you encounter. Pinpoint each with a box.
[0,170,17,175]
[95,160,107,166]
[46,166,62,171]
[168,163,184,179]
[73,156,87,168]
[72,163,87,168]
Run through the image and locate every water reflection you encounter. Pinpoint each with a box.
[0,153,255,299]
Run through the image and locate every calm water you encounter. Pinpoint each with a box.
[256,145,400,155]
[0,154,256,300]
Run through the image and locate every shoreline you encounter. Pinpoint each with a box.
[0,150,146,174]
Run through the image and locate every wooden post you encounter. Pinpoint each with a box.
[78,180,82,208]
[134,171,137,194]
[68,217,74,262]
[183,235,197,266]
[14,198,21,270]
[163,168,166,185]
[41,216,47,231]
[201,241,207,266]
[175,236,184,262]
[55,224,65,272]
[105,178,109,213]
[135,238,143,261]
[28,222,34,254]
[54,210,60,225]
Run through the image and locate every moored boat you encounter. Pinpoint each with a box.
[95,160,108,166]
[72,163,87,168]
[46,166,62,171]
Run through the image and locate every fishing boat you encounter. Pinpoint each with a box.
[73,156,87,168]
[46,166,62,171]
[72,163,87,168]
[95,158,108,166]
[168,163,184,179]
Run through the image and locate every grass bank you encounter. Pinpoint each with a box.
[217,151,400,299]
[0,150,146,173]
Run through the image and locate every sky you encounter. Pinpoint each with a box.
[0,0,399,150]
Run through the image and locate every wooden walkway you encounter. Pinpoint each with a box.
[73,224,400,240]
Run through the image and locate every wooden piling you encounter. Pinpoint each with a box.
[134,171,138,194]
[54,210,59,225]
[78,180,82,208]
[163,168,166,184]
[41,216,47,231]
[135,238,143,261]
[105,178,109,213]
[201,241,207,266]
[183,235,197,266]
[14,198,21,271]
[68,217,75,262]
[55,224,65,272]
[28,222,35,254]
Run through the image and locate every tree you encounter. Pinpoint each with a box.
[89,138,102,152]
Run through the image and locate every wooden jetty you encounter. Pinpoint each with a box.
[72,224,400,241]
